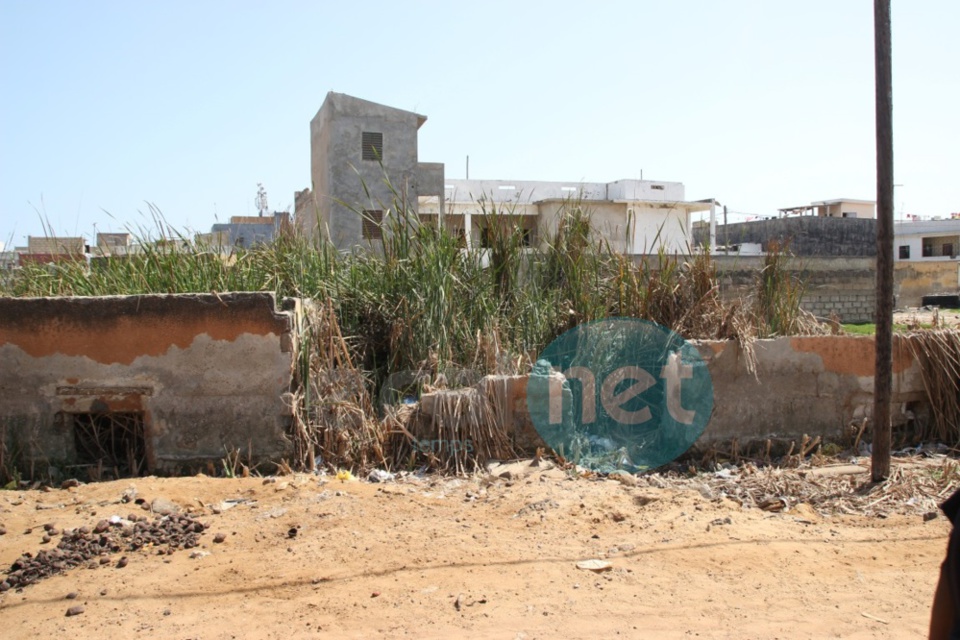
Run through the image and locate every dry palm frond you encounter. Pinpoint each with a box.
[642,455,960,517]
[291,298,385,472]
[388,385,516,474]
[904,330,960,445]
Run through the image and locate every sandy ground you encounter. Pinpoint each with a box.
[0,462,950,640]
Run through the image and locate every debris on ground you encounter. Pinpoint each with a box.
[635,453,960,517]
[1,513,208,591]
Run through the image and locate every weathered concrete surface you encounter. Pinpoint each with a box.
[695,335,923,444]
[895,260,960,307]
[0,293,295,476]
[693,217,877,257]
[419,335,928,456]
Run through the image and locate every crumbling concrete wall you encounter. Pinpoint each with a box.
[0,293,295,477]
[420,335,927,455]
[695,335,924,444]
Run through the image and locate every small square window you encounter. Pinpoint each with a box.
[362,209,383,240]
[899,245,910,259]
[521,226,536,247]
[362,132,383,161]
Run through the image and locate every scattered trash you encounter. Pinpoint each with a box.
[336,470,355,483]
[367,470,395,483]
[861,611,889,625]
[576,559,612,573]
[211,498,256,514]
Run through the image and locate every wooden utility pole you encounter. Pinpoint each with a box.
[872,0,894,482]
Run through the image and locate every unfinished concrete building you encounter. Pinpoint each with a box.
[296,92,445,248]
[295,93,708,254]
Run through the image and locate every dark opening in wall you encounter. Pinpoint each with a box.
[362,209,383,240]
[72,412,146,479]
[361,131,383,161]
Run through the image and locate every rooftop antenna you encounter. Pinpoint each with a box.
[255,183,269,218]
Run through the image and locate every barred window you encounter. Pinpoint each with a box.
[362,209,383,240]
[362,131,383,161]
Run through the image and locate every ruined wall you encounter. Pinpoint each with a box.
[694,335,923,444]
[420,335,927,454]
[0,293,295,477]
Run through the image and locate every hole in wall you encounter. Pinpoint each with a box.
[71,412,146,480]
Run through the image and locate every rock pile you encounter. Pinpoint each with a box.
[1,513,208,592]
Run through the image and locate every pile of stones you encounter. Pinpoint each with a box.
[1,513,208,592]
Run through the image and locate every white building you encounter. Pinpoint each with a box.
[895,219,960,261]
[419,178,711,255]
[296,93,708,255]
[778,198,876,219]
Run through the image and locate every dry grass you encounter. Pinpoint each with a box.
[290,298,386,473]
[904,330,960,445]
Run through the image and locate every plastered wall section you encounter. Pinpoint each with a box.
[424,335,927,453]
[0,293,295,473]
[895,261,960,307]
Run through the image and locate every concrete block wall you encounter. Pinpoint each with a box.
[710,256,877,323]
[0,293,295,476]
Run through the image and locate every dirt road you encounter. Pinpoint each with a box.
[0,462,950,639]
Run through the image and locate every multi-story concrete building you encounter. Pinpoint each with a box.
[297,92,445,247]
[295,93,708,254]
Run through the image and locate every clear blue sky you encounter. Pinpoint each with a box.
[1,0,956,247]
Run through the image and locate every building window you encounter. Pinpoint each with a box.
[361,132,383,161]
[923,241,934,257]
[899,245,910,259]
[944,244,954,257]
[521,226,536,247]
[362,209,383,240]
